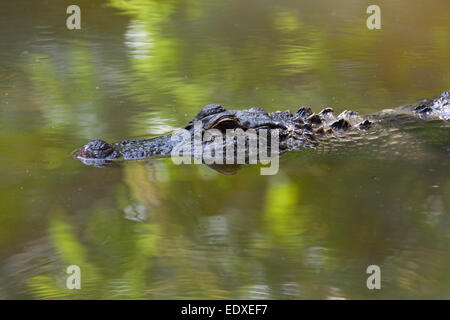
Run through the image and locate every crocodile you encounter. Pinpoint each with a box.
[74,91,449,168]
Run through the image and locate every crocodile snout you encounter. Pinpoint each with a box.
[74,139,117,159]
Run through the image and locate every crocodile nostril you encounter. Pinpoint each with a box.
[74,139,115,159]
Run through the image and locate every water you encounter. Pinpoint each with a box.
[0,0,449,299]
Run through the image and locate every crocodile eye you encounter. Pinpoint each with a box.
[209,116,242,132]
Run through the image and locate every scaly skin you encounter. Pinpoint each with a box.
[74,91,449,167]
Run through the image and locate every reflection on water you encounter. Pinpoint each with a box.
[0,0,449,299]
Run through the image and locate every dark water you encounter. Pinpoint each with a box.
[0,0,449,299]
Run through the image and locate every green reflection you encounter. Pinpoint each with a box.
[0,0,449,299]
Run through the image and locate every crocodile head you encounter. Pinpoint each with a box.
[73,103,372,163]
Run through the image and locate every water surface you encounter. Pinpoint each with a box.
[0,0,449,299]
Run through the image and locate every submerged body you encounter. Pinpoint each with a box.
[74,91,450,167]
